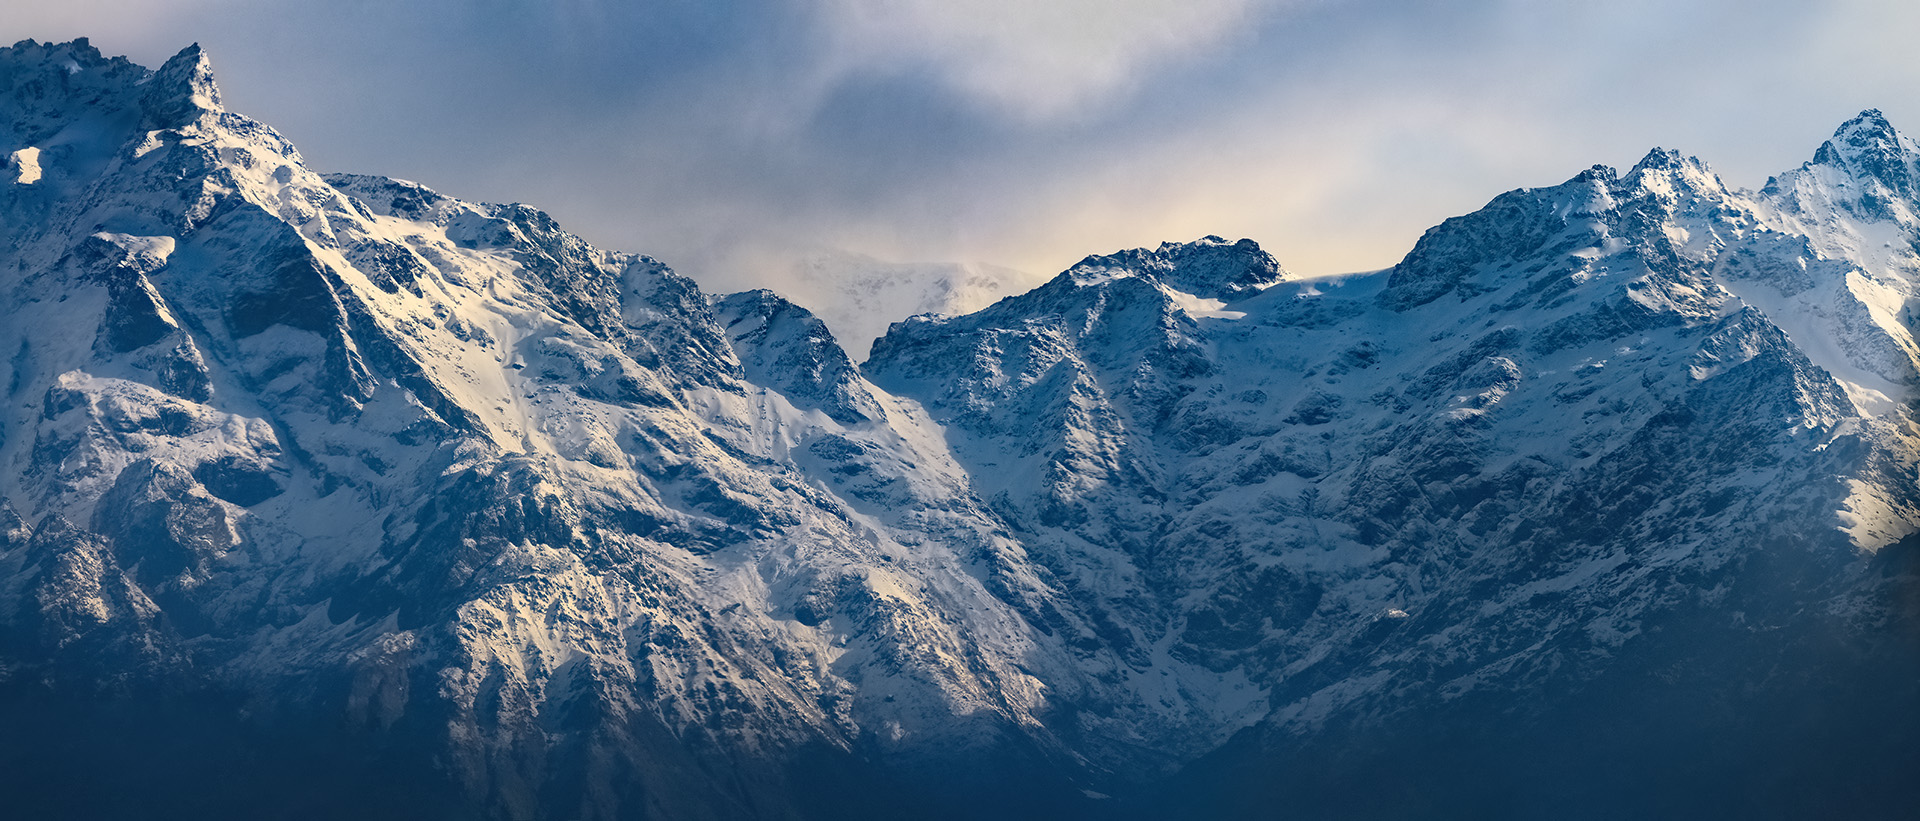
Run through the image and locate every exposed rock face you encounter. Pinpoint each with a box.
[2,39,1917,819]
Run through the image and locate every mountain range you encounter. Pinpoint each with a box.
[1,39,1916,819]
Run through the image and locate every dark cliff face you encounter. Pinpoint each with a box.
[2,38,1919,820]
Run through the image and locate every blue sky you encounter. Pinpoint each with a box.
[10,0,1920,292]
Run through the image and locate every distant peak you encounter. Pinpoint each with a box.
[140,42,222,129]
[1631,147,1685,172]
[0,37,123,83]
[1809,109,1916,187]
[1068,236,1287,301]
[1,39,154,143]
[718,287,813,318]
[1834,108,1896,140]
[1758,109,1920,218]
[3,37,104,61]
[1570,164,1618,184]
[1624,147,1722,196]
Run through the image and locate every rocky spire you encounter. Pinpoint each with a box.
[139,43,222,130]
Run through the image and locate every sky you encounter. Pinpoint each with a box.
[9,0,1920,297]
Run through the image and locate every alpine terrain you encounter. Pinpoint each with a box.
[1,39,1915,820]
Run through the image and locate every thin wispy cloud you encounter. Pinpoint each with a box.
[811,0,1280,122]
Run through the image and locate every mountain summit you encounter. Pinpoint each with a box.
[1,41,1916,819]
[1064,235,1288,300]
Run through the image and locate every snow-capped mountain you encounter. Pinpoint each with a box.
[869,141,1920,816]
[1,39,1915,820]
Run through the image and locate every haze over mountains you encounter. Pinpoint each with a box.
[1,39,1916,820]
[750,251,1033,361]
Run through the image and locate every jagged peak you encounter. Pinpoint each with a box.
[0,38,222,144]
[714,288,876,425]
[139,43,222,129]
[717,288,831,328]
[1519,150,1723,213]
[1808,109,1917,190]
[1630,147,1692,174]
[1826,109,1905,153]
[1065,235,1287,301]
[1,38,150,143]
[4,37,111,68]
[1762,108,1920,217]
[716,289,845,359]
[1379,162,1628,311]
[1624,147,1723,197]
[1568,163,1619,185]
[0,37,152,75]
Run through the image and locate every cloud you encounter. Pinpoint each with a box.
[809,0,1278,121]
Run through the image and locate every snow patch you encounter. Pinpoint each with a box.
[9,147,41,184]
